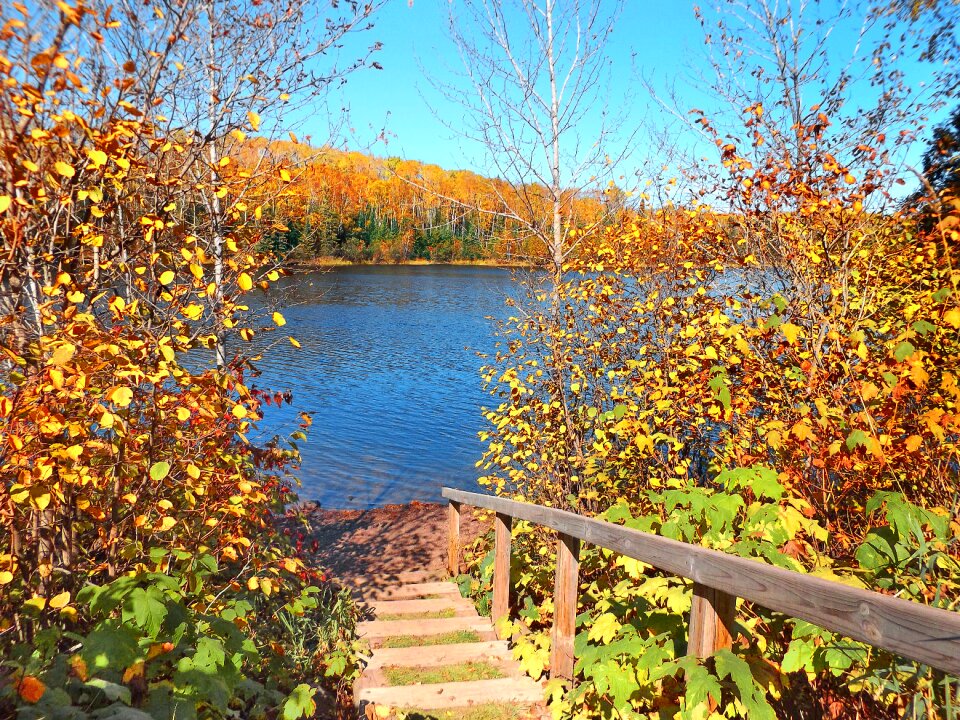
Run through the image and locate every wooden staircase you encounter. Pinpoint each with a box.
[353,571,544,716]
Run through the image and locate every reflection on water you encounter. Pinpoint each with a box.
[246,265,518,510]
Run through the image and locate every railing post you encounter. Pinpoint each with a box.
[688,583,736,658]
[492,512,513,635]
[550,532,581,680]
[447,500,461,576]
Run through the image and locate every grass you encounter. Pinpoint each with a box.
[383,661,505,686]
[394,704,525,720]
[379,630,481,648]
[378,609,456,621]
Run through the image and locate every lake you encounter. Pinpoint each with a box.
[249,265,519,509]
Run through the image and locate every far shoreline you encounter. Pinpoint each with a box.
[288,256,539,271]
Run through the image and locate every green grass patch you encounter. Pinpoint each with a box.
[378,608,456,621]
[379,630,481,648]
[396,704,525,720]
[383,661,505,686]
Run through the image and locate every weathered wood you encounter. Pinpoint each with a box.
[688,583,736,658]
[549,532,580,680]
[492,512,513,633]
[442,487,960,676]
[447,500,461,576]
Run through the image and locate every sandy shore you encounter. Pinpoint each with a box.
[279,501,492,586]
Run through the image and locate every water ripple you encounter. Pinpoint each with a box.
[247,266,518,509]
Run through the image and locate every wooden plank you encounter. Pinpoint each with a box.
[448,500,461,576]
[492,512,513,633]
[442,487,960,676]
[369,597,474,617]
[549,532,580,680]
[357,615,492,640]
[364,641,511,669]
[358,581,462,602]
[688,583,736,658]
[358,676,544,710]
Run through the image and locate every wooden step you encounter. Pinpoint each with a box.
[358,616,494,640]
[358,677,544,710]
[370,598,476,617]
[362,581,463,601]
[349,569,447,587]
[365,641,511,669]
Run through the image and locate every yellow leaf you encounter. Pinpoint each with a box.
[279,168,291,182]
[49,344,76,366]
[109,387,134,407]
[55,161,75,178]
[247,576,259,590]
[272,312,286,327]
[905,435,923,452]
[232,404,247,419]
[155,516,176,532]
[182,304,203,320]
[87,150,107,168]
[943,308,960,329]
[247,110,260,131]
[0,571,13,585]
[238,273,253,291]
[159,270,175,285]
[176,407,191,422]
[791,420,813,442]
[288,336,301,348]
[49,591,70,609]
[781,323,802,345]
[24,596,46,611]
[0,195,11,213]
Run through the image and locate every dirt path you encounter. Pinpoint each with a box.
[281,501,491,585]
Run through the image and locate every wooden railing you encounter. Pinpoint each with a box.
[442,487,960,680]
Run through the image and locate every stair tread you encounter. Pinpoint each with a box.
[358,677,544,710]
[349,569,447,586]
[357,581,462,602]
[366,641,511,668]
[370,598,476,616]
[359,616,493,639]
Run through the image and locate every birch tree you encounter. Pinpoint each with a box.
[98,0,385,366]
[438,0,634,286]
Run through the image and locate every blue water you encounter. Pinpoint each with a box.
[247,265,518,509]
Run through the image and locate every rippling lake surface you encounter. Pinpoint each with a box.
[249,265,518,509]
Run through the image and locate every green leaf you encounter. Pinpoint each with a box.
[715,649,775,720]
[893,341,916,362]
[588,612,621,644]
[127,587,168,637]
[85,678,132,705]
[150,461,171,481]
[845,429,868,451]
[912,320,937,336]
[82,626,139,671]
[680,660,721,709]
[781,636,815,673]
[282,684,316,720]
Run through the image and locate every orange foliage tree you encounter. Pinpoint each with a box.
[0,2,381,717]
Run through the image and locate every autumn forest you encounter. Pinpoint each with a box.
[2,0,960,720]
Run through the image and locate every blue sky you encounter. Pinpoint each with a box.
[292,0,954,182]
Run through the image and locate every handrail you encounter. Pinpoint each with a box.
[442,486,960,679]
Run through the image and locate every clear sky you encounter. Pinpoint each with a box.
[292,0,955,183]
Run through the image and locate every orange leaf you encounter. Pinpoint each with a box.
[18,676,45,704]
